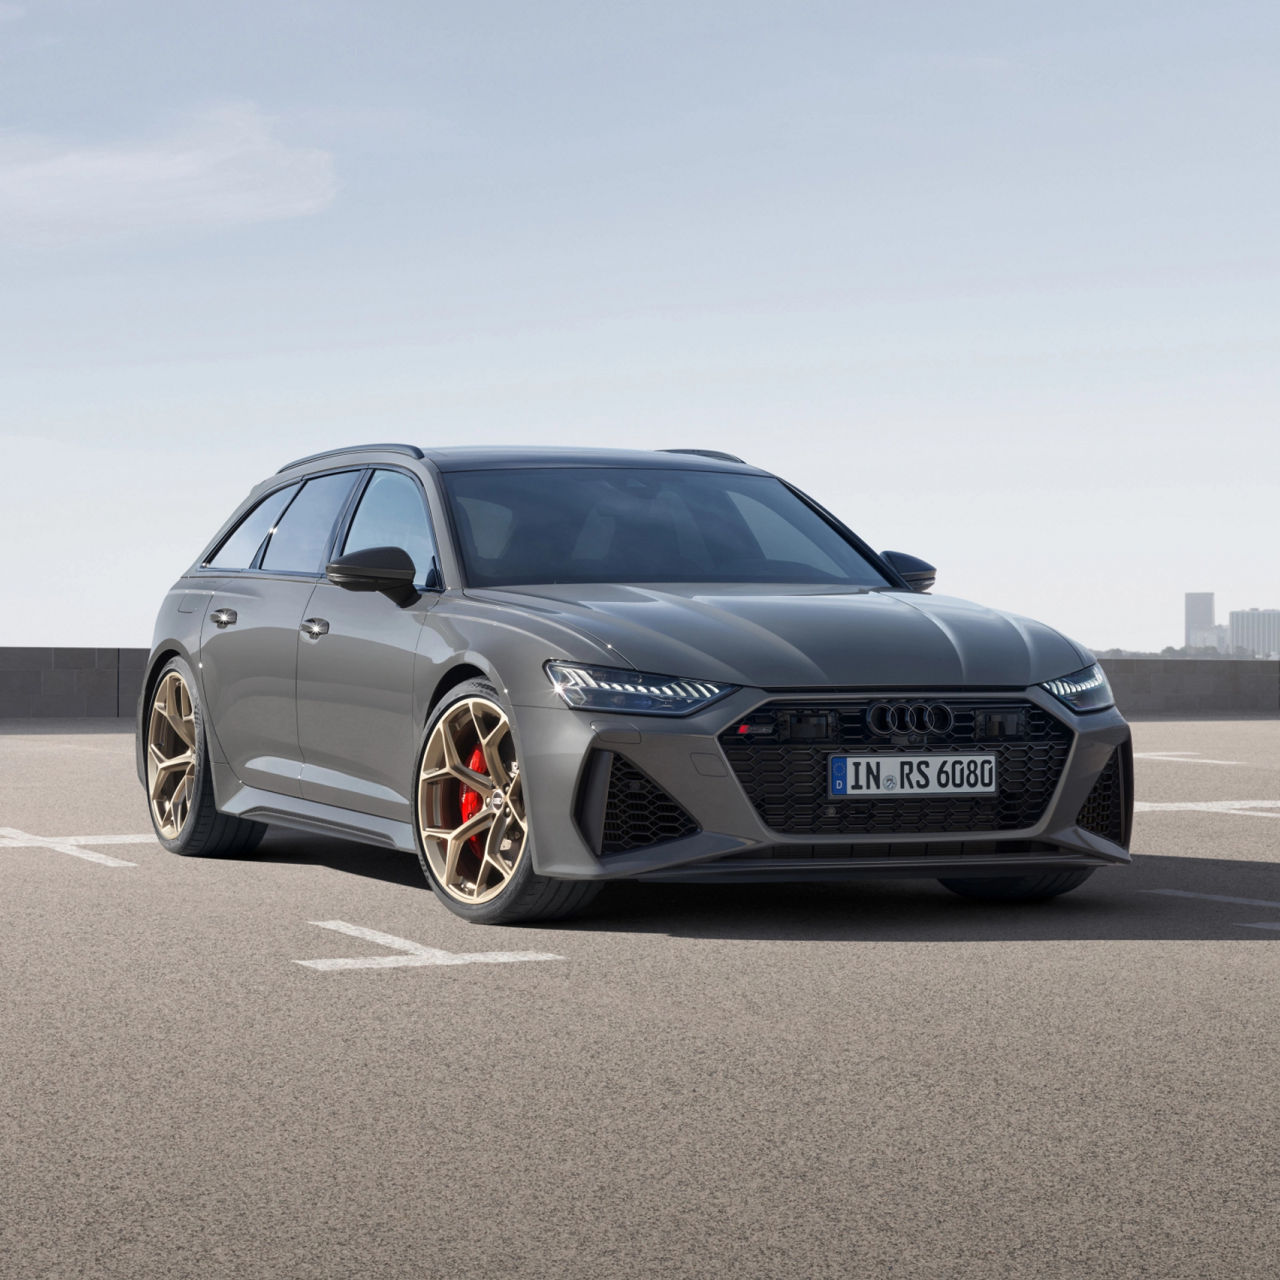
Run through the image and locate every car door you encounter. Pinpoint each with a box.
[199,470,361,798]
[296,468,448,822]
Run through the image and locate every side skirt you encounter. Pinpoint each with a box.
[221,783,418,854]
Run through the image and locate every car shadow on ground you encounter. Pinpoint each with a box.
[256,829,428,889]
[569,855,1280,943]
[252,828,1280,943]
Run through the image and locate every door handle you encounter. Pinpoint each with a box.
[210,608,238,628]
[300,617,330,639]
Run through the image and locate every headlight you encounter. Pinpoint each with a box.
[545,661,736,716]
[1040,663,1114,713]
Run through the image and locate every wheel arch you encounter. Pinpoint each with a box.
[134,645,192,786]
[425,660,497,721]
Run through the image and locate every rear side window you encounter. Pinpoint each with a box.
[206,484,300,570]
[260,472,360,574]
[342,470,438,585]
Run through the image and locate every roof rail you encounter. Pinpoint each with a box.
[658,448,747,464]
[277,443,425,474]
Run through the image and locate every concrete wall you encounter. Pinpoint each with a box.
[0,648,149,719]
[1100,658,1280,716]
[0,649,1277,719]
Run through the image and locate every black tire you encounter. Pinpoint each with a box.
[144,656,267,858]
[937,868,1096,902]
[413,678,600,925]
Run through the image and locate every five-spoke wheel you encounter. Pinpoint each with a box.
[147,669,198,840]
[413,679,599,923]
[143,656,265,857]
[417,694,528,905]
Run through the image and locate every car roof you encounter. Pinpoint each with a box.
[274,443,771,478]
[418,446,767,474]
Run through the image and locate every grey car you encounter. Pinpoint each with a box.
[137,443,1132,923]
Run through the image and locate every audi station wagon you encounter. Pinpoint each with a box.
[137,444,1133,923]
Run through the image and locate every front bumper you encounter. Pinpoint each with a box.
[513,686,1133,883]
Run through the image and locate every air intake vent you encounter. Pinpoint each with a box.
[602,757,699,854]
[576,752,699,856]
[1076,750,1127,845]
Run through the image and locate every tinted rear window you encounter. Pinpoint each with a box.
[206,484,300,570]
[442,468,889,588]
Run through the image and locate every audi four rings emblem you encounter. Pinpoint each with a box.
[867,702,955,735]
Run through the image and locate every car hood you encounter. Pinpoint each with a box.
[464,584,1089,689]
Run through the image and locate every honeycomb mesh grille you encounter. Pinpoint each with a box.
[718,698,1072,836]
[1076,750,1125,844]
[601,756,699,855]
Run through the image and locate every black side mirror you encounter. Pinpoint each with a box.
[881,550,936,593]
[326,546,420,605]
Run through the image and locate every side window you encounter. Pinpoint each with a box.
[260,472,360,574]
[342,470,438,584]
[206,484,300,570]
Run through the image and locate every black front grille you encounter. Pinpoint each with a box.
[1076,750,1125,844]
[600,756,699,855]
[718,697,1072,836]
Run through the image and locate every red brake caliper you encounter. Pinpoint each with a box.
[458,746,489,856]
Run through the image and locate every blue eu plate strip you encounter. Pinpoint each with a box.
[830,756,847,795]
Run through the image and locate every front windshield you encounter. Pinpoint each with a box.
[441,467,891,589]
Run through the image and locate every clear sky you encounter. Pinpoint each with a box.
[2,0,1275,651]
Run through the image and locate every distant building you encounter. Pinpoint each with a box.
[1229,609,1280,659]
[1185,592,1217,649]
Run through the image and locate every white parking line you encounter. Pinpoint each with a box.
[296,919,565,971]
[0,827,154,867]
[1134,752,1245,766]
[1141,889,1280,910]
[1141,888,1280,935]
[1134,800,1280,819]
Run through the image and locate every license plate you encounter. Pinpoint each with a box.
[829,754,998,797]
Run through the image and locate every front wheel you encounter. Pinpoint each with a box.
[413,679,599,924]
[937,869,1096,902]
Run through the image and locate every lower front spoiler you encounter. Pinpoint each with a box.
[636,849,1120,884]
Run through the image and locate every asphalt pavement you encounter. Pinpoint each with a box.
[1,718,1277,1280]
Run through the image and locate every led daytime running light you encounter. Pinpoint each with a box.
[1039,663,1114,713]
[1042,668,1106,700]
[546,662,735,716]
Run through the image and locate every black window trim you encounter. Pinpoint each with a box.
[779,481,906,589]
[197,479,303,574]
[195,466,365,580]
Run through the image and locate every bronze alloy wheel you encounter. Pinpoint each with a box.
[147,669,198,840]
[417,695,528,905]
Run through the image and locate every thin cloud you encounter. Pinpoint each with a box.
[0,104,337,244]
[0,4,25,22]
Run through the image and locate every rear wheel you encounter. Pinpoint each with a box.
[937,869,1095,902]
[145,657,266,857]
[414,679,599,924]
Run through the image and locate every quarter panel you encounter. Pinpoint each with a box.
[135,582,209,786]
